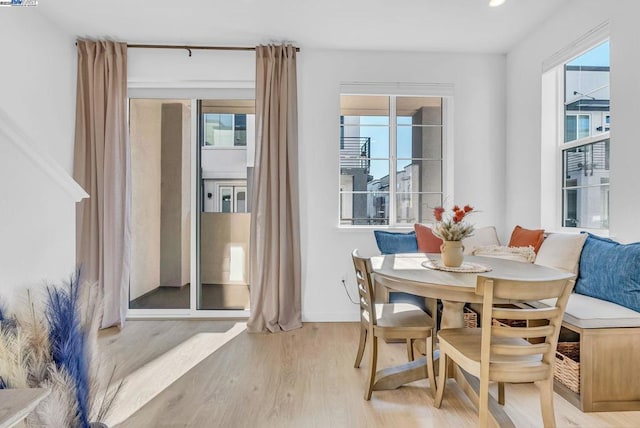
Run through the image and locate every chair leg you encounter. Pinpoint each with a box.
[354,324,367,368]
[426,336,436,397]
[498,382,505,405]
[365,336,378,400]
[406,339,415,361]
[478,373,490,428]
[537,378,556,428]
[434,352,448,408]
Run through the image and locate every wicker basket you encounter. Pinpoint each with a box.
[555,342,580,393]
[464,306,478,328]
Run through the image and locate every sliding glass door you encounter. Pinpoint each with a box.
[198,99,254,310]
[127,95,254,317]
[129,98,192,310]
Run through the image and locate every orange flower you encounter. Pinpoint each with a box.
[433,206,445,221]
[453,209,465,223]
[432,202,476,241]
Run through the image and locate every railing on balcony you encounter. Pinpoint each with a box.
[565,139,609,176]
[340,137,371,174]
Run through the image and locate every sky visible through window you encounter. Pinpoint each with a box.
[568,41,609,67]
[361,117,413,181]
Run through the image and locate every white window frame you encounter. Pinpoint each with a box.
[540,24,610,234]
[337,83,454,228]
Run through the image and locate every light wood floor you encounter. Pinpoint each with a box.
[98,321,640,427]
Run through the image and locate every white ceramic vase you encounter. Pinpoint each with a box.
[440,240,464,267]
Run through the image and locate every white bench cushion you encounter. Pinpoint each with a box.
[532,293,640,329]
[534,232,587,275]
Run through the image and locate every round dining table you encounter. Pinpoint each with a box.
[371,253,574,329]
[369,252,575,426]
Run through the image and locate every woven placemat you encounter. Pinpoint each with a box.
[422,259,492,273]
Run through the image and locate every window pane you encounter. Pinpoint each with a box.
[236,189,246,213]
[340,159,389,192]
[203,113,254,147]
[396,159,441,193]
[396,97,442,125]
[234,114,247,146]
[564,41,610,143]
[395,193,442,224]
[563,139,609,188]
[562,185,609,229]
[578,115,590,139]
[129,98,192,310]
[397,125,442,159]
[340,95,389,125]
[340,125,389,158]
[340,192,389,225]
[220,188,232,213]
[565,115,577,142]
[563,139,609,229]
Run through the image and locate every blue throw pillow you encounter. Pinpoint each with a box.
[373,230,418,255]
[373,230,425,310]
[575,233,640,312]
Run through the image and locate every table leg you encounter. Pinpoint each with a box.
[372,357,429,390]
[440,301,466,329]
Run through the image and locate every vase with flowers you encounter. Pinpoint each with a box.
[432,204,475,267]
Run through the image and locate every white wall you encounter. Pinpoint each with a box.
[0,136,77,305]
[0,9,76,172]
[506,0,640,242]
[0,9,78,304]
[608,1,640,242]
[298,49,506,321]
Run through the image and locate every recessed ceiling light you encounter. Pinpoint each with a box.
[489,0,506,7]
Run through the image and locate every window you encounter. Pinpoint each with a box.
[339,95,445,226]
[201,99,255,147]
[561,41,610,229]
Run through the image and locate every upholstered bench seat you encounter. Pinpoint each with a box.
[530,293,640,329]
[530,291,640,412]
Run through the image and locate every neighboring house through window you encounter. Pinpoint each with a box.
[339,89,451,226]
[561,41,610,229]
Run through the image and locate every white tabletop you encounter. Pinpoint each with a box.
[371,253,575,303]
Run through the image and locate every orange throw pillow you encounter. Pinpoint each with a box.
[508,225,545,253]
[414,223,443,253]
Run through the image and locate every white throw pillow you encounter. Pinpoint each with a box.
[462,226,501,255]
[472,245,536,263]
[534,232,587,274]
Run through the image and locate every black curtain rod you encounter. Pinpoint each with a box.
[128,43,301,56]
[74,42,300,56]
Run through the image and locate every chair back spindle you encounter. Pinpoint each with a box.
[352,251,377,329]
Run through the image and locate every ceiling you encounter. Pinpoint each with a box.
[38,0,570,54]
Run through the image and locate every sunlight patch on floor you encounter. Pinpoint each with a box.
[104,322,247,426]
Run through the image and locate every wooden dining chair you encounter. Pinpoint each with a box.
[434,274,574,428]
[351,250,436,400]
